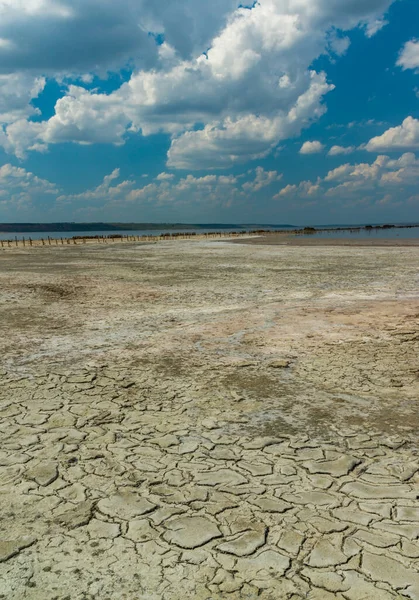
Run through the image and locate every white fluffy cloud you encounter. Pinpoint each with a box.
[55,165,289,218]
[0,162,58,212]
[167,72,333,168]
[324,153,419,196]
[275,153,419,207]
[364,18,388,38]
[366,117,419,152]
[156,172,174,181]
[55,168,248,218]
[397,40,419,71]
[328,145,356,156]
[242,167,282,192]
[0,162,57,192]
[275,181,319,198]
[0,74,45,124]
[299,140,325,154]
[0,0,395,167]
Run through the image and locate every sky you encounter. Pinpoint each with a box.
[0,0,419,225]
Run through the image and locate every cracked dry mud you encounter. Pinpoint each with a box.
[0,239,418,599]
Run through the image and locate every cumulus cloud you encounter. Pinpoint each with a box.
[274,180,319,198]
[275,153,419,207]
[242,166,282,192]
[54,166,286,218]
[0,0,239,74]
[299,140,325,154]
[324,153,419,196]
[328,145,356,156]
[327,33,350,56]
[0,0,396,167]
[56,168,133,206]
[366,117,419,152]
[166,72,333,168]
[364,18,388,38]
[57,169,243,209]
[0,162,58,212]
[9,152,419,219]
[397,40,419,71]
[324,163,354,182]
[156,172,175,181]
[0,163,57,192]
[0,74,45,124]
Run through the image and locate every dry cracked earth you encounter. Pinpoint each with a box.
[0,239,418,600]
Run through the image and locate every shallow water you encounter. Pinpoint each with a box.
[0,226,289,241]
[1,224,419,241]
[309,226,419,240]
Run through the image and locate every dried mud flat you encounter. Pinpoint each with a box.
[0,239,418,600]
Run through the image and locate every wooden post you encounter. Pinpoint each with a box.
[15,236,18,247]
[61,237,64,245]
[1,240,3,247]
[55,238,58,245]
[41,238,45,246]
[48,236,51,245]
[29,237,32,246]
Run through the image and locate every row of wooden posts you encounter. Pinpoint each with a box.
[0,235,89,247]
[0,230,264,248]
[0,235,143,247]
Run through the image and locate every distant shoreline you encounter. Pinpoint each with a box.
[0,221,418,238]
[0,222,295,234]
[0,221,418,235]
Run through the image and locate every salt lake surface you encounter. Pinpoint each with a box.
[310,226,419,240]
[0,226,289,241]
[1,224,419,241]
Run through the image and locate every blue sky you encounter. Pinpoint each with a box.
[0,0,419,225]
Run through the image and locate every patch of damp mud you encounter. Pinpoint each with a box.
[245,411,298,437]
[220,370,289,398]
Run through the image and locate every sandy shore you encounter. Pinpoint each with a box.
[0,239,418,599]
